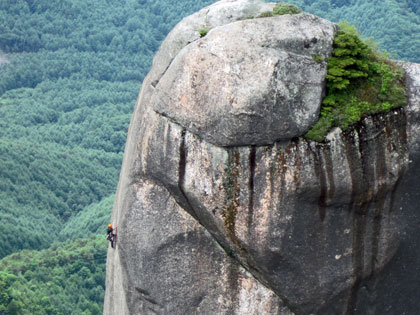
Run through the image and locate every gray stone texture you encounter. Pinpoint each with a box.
[104,1,420,314]
[361,62,420,315]
[152,14,336,146]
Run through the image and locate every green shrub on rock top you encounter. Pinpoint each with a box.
[198,28,209,37]
[258,11,274,18]
[305,22,406,141]
[272,2,302,15]
[312,55,324,63]
[244,2,302,20]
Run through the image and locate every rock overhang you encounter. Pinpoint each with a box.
[151,13,336,147]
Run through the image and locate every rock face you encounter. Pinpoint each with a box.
[104,1,420,314]
[152,13,335,146]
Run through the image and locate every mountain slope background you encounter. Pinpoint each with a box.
[0,0,419,313]
[0,0,216,259]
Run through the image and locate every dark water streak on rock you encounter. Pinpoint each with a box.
[248,146,256,234]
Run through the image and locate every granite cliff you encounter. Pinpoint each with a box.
[104,1,420,314]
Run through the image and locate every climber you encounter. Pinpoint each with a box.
[107,224,116,248]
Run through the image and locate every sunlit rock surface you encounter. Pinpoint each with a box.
[151,13,335,146]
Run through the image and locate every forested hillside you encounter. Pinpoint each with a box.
[0,236,106,314]
[0,0,215,257]
[0,0,419,313]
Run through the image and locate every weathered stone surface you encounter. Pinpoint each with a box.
[131,109,407,315]
[104,1,420,314]
[152,14,335,146]
[105,179,289,315]
[365,62,420,315]
[148,0,276,87]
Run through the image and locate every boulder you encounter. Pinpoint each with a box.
[152,14,336,146]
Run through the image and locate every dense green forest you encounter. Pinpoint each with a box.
[0,236,106,314]
[0,0,419,313]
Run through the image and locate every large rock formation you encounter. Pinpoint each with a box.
[104,1,420,314]
[151,12,333,146]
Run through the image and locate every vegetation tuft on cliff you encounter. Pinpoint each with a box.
[272,2,302,15]
[253,2,303,18]
[305,22,406,141]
